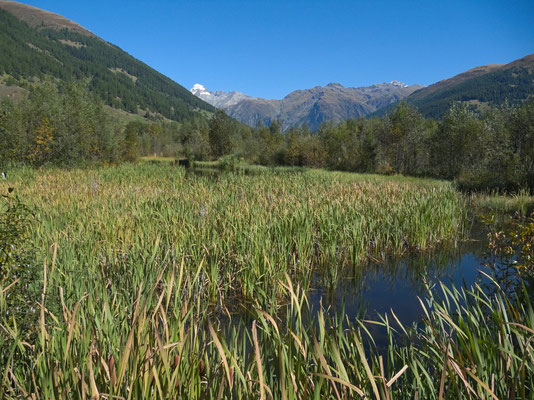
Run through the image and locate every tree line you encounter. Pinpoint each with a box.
[0,81,244,167]
[1,80,533,192]
[239,100,534,192]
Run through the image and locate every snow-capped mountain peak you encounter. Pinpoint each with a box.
[389,80,409,88]
[190,83,252,108]
[190,81,424,130]
[191,83,209,96]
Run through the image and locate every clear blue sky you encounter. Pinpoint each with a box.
[21,0,534,99]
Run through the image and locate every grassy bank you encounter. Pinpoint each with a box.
[472,189,534,216]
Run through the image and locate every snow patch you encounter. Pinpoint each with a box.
[389,80,408,88]
[190,84,253,108]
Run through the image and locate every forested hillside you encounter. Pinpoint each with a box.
[404,54,534,118]
[0,6,214,121]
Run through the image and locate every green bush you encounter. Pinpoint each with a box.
[483,213,534,294]
[218,154,242,171]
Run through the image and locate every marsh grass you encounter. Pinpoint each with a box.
[0,163,498,398]
[0,163,468,308]
[2,257,533,398]
[472,189,534,216]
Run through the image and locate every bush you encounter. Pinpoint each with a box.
[483,213,534,295]
[218,154,242,171]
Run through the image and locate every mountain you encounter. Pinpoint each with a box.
[400,54,534,118]
[190,84,254,109]
[0,1,215,121]
[191,81,424,130]
[0,0,96,37]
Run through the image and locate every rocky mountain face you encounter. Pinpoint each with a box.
[191,81,424,130]
[190,84,253,109]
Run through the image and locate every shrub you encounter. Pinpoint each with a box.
[483,213,534,294]
[218,154,242,171]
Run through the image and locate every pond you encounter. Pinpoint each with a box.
[303,223,493,351]
[310,237,487,323]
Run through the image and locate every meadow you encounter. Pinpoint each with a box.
[1,163,533,399]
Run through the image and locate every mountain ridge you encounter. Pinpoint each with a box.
[191,81,424,130]
[0,0,97,37]
[400,53,534,118]
[0,1,215,122]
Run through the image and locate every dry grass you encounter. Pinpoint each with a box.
[0,0,96,37]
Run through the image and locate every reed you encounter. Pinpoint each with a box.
[2,258,533,398]
[0,163,493,398]
[0,164,468,308]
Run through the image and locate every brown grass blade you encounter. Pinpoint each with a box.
[313,373,366,397]
[208,320,233,391]
[386,364,408,388]
[64,293,89,360]
[252,320,266,400]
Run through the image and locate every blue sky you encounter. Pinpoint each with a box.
[21,0,534,99]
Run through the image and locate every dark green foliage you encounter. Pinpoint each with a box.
[1,81,121,166]
[180,117,211,160]
[0,190,31,283]
[243,100,534,193]
[0,81,242,165]
[283,124,327,167]
[208,110,234,158]
[122,121,141,162]
[509,100,534,188]
[218,154,242,171]
[432,104,484,180]
[375,102,431,175]
[241,119,285,165]
[319,119,375,171]
[0,99,18,166]
[0,8,214,122]
[483,214,534,295]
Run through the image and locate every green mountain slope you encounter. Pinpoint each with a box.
[407,54,534,118]
[373,54,534,119]
[0,1,215,121]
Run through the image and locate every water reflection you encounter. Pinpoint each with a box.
[310,238,487,327]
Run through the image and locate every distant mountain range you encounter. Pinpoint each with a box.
[0,1,215,122]
[191,81,424,130]
[193,53,534,127]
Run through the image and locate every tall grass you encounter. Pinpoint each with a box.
[0,163,484,398]
[0,163,467,309]
[2,257,533,398]
[472,189,534,216]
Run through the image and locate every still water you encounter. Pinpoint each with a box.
[309,234,488,328]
